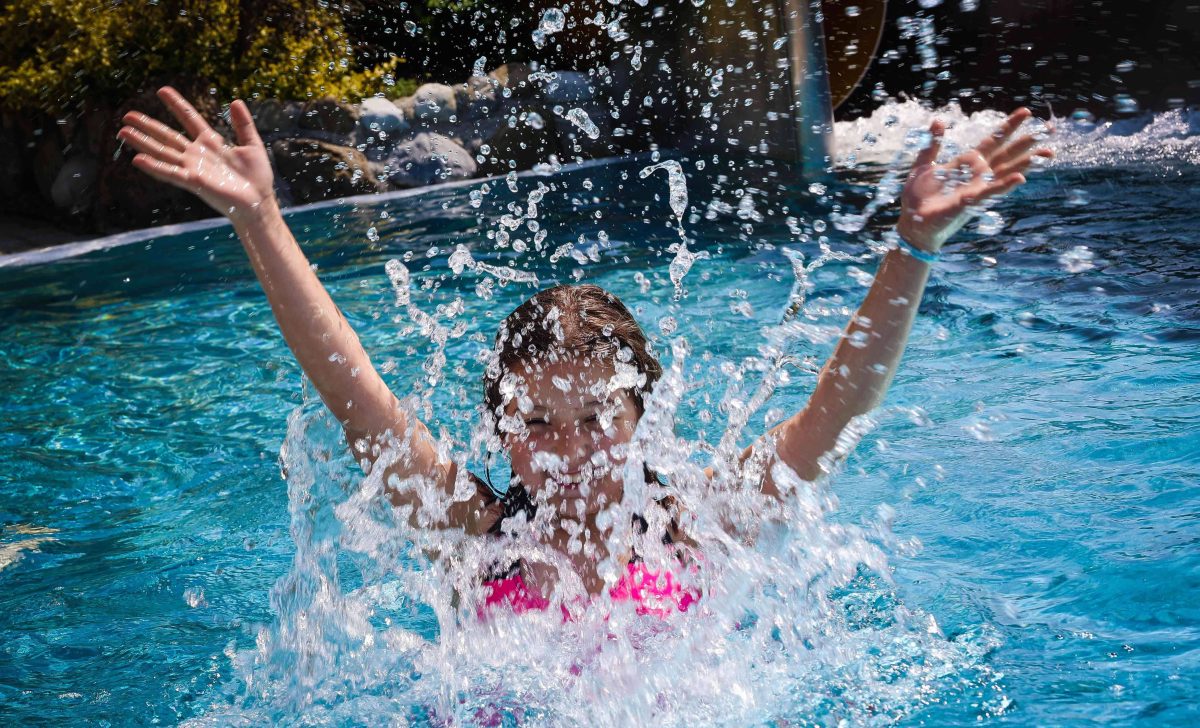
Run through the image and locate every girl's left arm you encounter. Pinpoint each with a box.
[742,108,1053,494]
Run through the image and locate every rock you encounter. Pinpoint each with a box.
[411,83,458,127]
[489,63,535,96]
[249,99,301,138]
[0,126,29,203]
[299,97,359,136]
[93,157,209,230]
[357,96,410,162]
[477,109,559,176]
[270,138,384,203]
[384,132,477,188]
[50,154,99,215]
[455,76,500,120]
[81,104,113,155]
[32,132,64,201]
[539,71,595,104]
[358,96,409,135]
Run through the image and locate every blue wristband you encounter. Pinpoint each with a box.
[895,235,939,264]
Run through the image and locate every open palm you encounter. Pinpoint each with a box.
[898,107,1053,253]
[118,87,275,222]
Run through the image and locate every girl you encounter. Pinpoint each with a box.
[117,87,1052,612]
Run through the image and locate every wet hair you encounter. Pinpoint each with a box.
[482,283,662,435]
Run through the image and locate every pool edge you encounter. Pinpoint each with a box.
[0,153,657,270]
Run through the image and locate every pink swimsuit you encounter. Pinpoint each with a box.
[482,560,697,618]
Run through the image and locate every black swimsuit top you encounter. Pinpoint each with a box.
[475,478,679,582]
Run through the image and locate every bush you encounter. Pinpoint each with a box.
[0,0,418,113]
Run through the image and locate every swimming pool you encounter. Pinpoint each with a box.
[1,104,1198,725]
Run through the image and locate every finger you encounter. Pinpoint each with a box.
[131,152,193,190]
[117,126,186,167]
[989,134,1038,169]
[157,86,222,146]
[229,99,263,148]
[121,110,189,153]
[980,172,1025,200]
[912,119,945,170]
[977,107,1032,161]
[993,148,1054,179]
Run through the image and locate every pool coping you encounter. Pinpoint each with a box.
[0,152,657,270]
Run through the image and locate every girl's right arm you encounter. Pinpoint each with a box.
[119,87,496,533]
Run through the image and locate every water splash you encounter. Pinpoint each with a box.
[186,214,1006,725]
[532,8,566,49]
[835,100,1200,169]
[565,107,600,139]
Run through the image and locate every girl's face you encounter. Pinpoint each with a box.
[499,353,640,520]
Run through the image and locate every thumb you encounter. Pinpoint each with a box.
[912,119,945,170]
[229,99,263,148]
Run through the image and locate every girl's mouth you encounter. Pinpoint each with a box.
[551,472,585,490]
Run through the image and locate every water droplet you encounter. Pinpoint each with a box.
[1114,94,1139,114]
[534,8,565,47]
[447,246,474,275]
[976,210,1005,235]
[844,5,861,17]
[639,160,688,221]
[183,587,206,608]
[1115,59,1136,73]
[565,108,600,139]
[1065,188,1090,207]
[526,111,545,130]
[366,226,379,242]
[1058,245,1095,273]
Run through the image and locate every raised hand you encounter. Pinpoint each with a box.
[897,107,1054,253]
[118,87,276,224]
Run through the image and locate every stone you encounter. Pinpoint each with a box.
[477,109,559,177]
[50,154,99,215]
[538,71,595,104]
[249,99,301,137]
[32,132,64,201]
[455,76,500,120]
[489,63,535,96]
[299,97,359,136]
[384,132,477,188]
[93,157,209,230]
[0,126,29,203]
[270,138,384,203]
[411,83,458,127]
[358,96,409,135]
[357,96,410,162]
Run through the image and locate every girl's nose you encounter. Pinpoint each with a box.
[553,422,590,471]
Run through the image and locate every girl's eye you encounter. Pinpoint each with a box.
[581,415,600,425]
[525,418,549,427]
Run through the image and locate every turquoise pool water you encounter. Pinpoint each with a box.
[1,108,1198,725]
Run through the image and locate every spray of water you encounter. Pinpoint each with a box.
[179,5,1057,725]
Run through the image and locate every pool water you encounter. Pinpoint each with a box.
[1,104,1198,725]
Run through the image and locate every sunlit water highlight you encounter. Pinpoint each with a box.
[1,104,1198,725]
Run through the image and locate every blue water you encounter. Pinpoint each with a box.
[1,116,1199,724]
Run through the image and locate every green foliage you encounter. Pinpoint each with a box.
[0,0,418,113]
